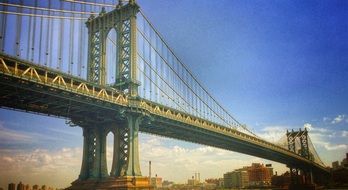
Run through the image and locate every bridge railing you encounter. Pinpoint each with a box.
[0,53,128,108]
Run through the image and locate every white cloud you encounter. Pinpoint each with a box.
[323,117,330,122]
[342,131,348,137]
[304,123,329,133]
[0,124,33,143]
[0,122,79,147]
[303,124,348,153]
[0,148,82,189]
[331,114,346,124]
[323,143,348,151]
[138,135,287,183]
[257,126,288,143]
[304,123,313,131]
[0,134,289,189]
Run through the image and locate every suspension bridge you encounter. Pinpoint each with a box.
[0,0,329,189]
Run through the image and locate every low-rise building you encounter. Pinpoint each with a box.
[271,171,291,188]
[162,180,174,188]
[341,153,348,168]
[248,163,272,186]
[332,161,340,170]
[332,153,348,171]
[150,176,162,188]
[224,170,249,188]
[187,179,199,186]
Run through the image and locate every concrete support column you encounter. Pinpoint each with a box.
[99,127,109,178]
[109,113,142,177]
[110,126,126,177]
[125,114,142,176]
[78,126,109,180]
[303,170,308,184]
[79,127,90,180]
[90,127,100,178]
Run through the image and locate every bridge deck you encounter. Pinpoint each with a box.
[0,53,328,174]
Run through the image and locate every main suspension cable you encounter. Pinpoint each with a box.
[0,11,87,20]
[0,2,97,15]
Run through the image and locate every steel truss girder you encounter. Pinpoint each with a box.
[0,75,122,123]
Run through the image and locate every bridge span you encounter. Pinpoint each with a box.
[0,0,329,189]
[0,53,328,178]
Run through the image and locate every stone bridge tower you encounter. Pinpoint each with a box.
[68,1,151,189]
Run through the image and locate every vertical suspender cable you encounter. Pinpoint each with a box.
[15,0,23,57]
[68,1,74,74]
[149,34,153,101]
[49,0,54,68]
[77,2,83,77]
[92,0,97,13]
[38,1,43,64]
[156,49,159,103]
[81,3,88,78]
[30,0,38,62]
[0,0,8,52]
[82,8,89,79]
[26,2,32,60]
[57,0,64,70]
[45,0,51,66]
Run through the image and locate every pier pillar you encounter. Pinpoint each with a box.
[67,113,151,190]
[78,125,108,180]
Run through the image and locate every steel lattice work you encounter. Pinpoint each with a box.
[275,129,326,168]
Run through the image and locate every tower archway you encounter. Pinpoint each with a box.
[105,28,117,85]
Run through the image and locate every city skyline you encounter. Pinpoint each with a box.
[0,0,347,189]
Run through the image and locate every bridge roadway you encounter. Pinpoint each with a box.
[0,53,328,175]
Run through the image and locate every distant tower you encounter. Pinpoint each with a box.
[32,185,38,190]
[286,128,310,159]
[8,183,15,190]
[16,182,24,190]
[149,161,152,185]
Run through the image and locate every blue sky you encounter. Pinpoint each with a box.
[0,0,348,188]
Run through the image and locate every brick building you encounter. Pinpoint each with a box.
[247,163,272,186]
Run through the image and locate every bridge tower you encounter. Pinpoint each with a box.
[68,1,150,189]
[286,128,315,190]
[86,0,140,97]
